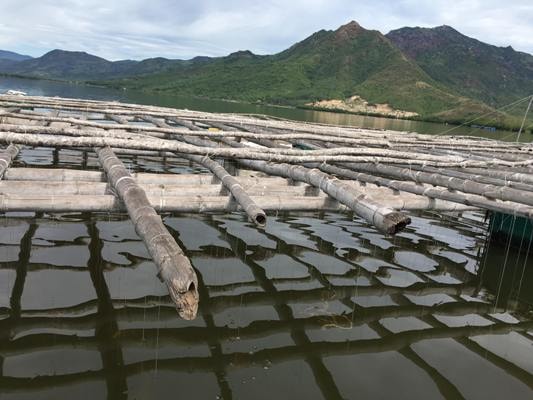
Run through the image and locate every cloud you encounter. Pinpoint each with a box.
[0,0,531,60]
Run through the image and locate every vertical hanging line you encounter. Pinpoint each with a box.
[435,94,532,137]
[516,219,533,302]
[516,95,533,143]
[494,214,517,312]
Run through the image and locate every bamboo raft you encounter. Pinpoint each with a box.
[1,94,532,319]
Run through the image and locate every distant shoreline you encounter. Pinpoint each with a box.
[1,74,530,133]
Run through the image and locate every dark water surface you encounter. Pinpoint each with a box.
[0,78,532,399]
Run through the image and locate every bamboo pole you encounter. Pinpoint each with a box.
[0,124,488,162]
[201,135,411,233]
[0,107,21,116]
[105,114,130,125]
[0,180,313,196]
[225,128,533,220]
[4,130,515,167]
[3,112,532,165]
[3,95,533,150]
[463,167,533,186]
[0,181,478,212]
[341,161,533,207]
[311,163,533,219]
[1,118,531,168]
[167,117,203,130]
[0,194,337,212]
[7,110,527,152]
[181,154,268,226]
[0,144,20,179]
[293,140,533,218]
[140,115,267,226]
[379,146,533,185]
[313,136,533,206]
[409,165,533,193]
[96,146,199,319]
[3,168,290,185]
[235,128,533,220]
[3,94,532,224]
[33,115,533,155]
[201,125,415,233]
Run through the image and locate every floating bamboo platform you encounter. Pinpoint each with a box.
[1,94,532,319]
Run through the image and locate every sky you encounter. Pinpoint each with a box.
[0,0,532,61]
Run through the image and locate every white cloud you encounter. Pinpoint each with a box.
[0,0,531,60]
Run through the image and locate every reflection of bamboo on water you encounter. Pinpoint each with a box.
[86,217,127,398]
[369,320,466,399]
[0,213,532,395]
[0,319,531,390]
[0,300,505,353]
[207,215,482,397]
[175,217,234,399]
[0,213,37,379]
[200,215,345,399]
[208,207,533,391]
[418,312,533,390]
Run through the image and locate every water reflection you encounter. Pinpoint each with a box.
[0,148,532,399]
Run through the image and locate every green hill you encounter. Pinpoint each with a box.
[1,22,531,129]
[0,49,184,80]
[107,22,463,111]
[0,50,33,62]
[104,22,522,127]
[386,26,533,108]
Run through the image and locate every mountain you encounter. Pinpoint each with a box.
[386,26,533,107]
[0,50,32,61]
[0,49,184,80]
[0,22,530,129]
[11,50,114,79]
[105,22,481,116]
